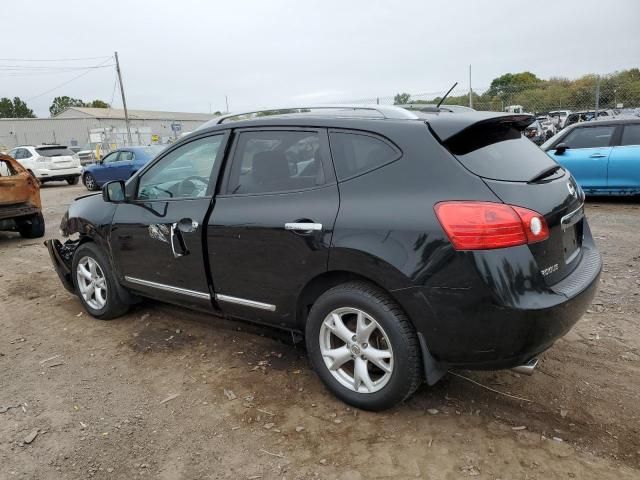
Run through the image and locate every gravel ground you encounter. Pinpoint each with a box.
[1,183,639,480]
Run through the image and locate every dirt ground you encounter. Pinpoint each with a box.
[1,183,639,480]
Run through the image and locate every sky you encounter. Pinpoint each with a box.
[2,0,639,117]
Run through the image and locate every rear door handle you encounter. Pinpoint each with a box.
[589,153,606,158]
[285,222,323,232]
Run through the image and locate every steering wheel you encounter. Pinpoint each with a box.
[177,175,209,196]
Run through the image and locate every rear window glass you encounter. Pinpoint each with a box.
[621,124,640,146]
[35,146,75,157]
[563,126,615,149]
[450,129,558,182]
[328,131,400,180]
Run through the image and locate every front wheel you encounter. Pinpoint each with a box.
[305,281,422,411]
[72,242,130,320]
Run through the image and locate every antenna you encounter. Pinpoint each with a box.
[437,82,458,109]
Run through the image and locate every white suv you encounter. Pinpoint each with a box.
[8,145,82,185]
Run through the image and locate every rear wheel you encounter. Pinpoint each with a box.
[72,242,129,320]
[18,212,45,238]
[84,173,98,191]
[67,176,79,185]
[305,281,422,411]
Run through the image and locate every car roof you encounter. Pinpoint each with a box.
[192,109,534,143]
[564,117,640,128]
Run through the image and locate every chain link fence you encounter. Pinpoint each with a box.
[342,72,640,116]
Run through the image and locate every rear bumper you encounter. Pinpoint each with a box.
[0,204,40,221]
[393,231,601,370]
[35,167,82,181]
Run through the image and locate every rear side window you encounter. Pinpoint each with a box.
[36,146,74,157]
[563,126,615,149]
[227,130,326,195]
[328,131,400,180]
[621,124,640,146]
[0,160,18,177]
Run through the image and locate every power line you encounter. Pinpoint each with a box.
[0,56,112,62]
[25,57,114,102]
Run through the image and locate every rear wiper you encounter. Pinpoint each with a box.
[528,165,563,183]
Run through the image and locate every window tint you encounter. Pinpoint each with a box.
[102,152,120,164]
[119,151,135,161]
[228,131,326,195]
[20,149,32,159]
[563,126,615,149]
[137,135,223,200]
[621,124,640,146]
[0,160,18,177]
[35,146,74,157]
[329,132,399,180]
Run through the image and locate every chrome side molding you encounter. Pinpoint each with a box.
[124,276,210,300]
[215,294,276,312]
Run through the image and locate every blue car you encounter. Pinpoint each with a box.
[82,145,166,191]
[542,118,640,195]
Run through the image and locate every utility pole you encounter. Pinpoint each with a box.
[594,75,601,119]
[114,51,132,146]
[468,65,473,109]
[225,95,229,113]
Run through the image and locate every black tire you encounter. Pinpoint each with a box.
[71,242,130,320]
[84,173,98,191]
[18,212,45,238]
[67,176,79,185]
[305,281,422,411]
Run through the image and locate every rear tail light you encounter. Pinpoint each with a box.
[434,201,549,250]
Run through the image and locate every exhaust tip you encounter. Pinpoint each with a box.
[512,358,538,376]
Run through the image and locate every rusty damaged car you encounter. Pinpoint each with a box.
[0,153,45,238]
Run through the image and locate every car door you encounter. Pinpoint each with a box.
[548,125,616,190]
[110,132,229,310]
[608,123,640,192]
[207,128,339,327]
[93,151,120,184]
[109,150,135,181]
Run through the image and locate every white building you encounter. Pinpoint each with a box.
[0,107,216,150]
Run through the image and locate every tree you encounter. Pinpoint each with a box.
[393,93,411,105]
[87,99,110,109]
[49,96,86,116]
[0,97,35,118]
[487,72,541,98]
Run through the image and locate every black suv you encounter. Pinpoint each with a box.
[46,105,601,410]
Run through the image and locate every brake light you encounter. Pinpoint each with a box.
[434,201,549,250]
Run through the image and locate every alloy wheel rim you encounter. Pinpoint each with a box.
[76,256,107,310]
[319,307,394,394]
[85,175,95,189]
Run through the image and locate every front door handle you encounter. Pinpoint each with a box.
[589,153,606,158]
[285,222,323,232]
[170,223,190,258]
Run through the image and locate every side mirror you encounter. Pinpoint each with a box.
[555,143,569,154]
[102,180,126,203]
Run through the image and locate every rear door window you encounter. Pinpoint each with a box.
[119,151,135,161]
[562,126,615,149]
[328,131,400,180]
[620,124,640,146]
[227,130,326,195]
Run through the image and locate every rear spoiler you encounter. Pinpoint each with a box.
[427,113,535,155]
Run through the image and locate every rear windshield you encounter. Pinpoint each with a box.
[449,128,558,182]
[36,146,74,157]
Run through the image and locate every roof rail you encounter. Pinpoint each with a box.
[197,104,420,129]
